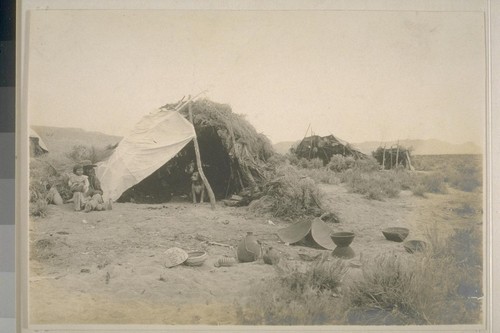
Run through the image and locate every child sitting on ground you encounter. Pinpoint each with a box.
[68,164,89,211]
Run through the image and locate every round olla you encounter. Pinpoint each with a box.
[330,232,355,247]
[237,232,262,263]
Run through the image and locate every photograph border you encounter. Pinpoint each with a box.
[16,0,497,332]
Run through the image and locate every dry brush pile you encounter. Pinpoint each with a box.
[248,164,326,220]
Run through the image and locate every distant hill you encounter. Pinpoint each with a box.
[31,126,122,154]
[273,138,482,156]
[352,139,482,156]
[35,126,482,157]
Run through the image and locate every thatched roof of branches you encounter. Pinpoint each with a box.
[179,98,274,187]
[119,98,275,203]
[294,134,366,165]
[179,99,273,161]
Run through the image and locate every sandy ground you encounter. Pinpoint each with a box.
[29,183,482,325]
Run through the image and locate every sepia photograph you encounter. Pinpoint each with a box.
[22,2,488,330]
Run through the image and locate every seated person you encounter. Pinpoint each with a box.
[82,161,107,212]
[68,164,89,211]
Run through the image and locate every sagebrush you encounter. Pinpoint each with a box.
[236,257,347,325]
[249,165,324,219]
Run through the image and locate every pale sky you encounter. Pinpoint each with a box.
[27,10,486,145]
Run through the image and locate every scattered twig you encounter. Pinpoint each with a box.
[205,241,233,248]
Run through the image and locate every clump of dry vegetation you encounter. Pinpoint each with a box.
[282,152,460,201]
[339,169,401,200]
[65,144,114,166]
[249,165,325,219]
[345,226,482,325]
[411,172,448,197]
[327,155,356,172]
[412,155,482,192]
[236,257,347,325]
[344,252,464,325]
[332,157,447,200]
[29,155,64,217]
[299,168,340,185]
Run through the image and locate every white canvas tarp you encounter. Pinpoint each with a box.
[96,109,196,201]
[30,128,49,152]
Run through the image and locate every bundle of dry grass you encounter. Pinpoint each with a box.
[249,165,324,219]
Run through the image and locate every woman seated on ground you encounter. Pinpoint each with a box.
[68,164,90,211]
[68,161,107,212]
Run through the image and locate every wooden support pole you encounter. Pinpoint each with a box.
[396,143,400,167]
[390,147,393,169]
[382,146,386,170]
[188,98,216,210]
[406,151,415,171]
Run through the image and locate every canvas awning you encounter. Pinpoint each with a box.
[96,109,196,201]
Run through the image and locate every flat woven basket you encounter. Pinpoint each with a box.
[164,247,188,268]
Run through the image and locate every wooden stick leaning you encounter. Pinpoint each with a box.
[406,150,414,171]
[188,98,216,210]
[396,141,400,167]
[382,145,386,170]
[206,241,233,248]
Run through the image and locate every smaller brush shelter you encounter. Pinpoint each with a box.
[373,145,414,170]
[294,134,366,165]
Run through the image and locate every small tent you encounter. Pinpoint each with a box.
[30,128,49,157]
[294,134,366,165]
[97,98,274,203]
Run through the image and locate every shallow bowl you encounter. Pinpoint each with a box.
[330,232,355,247]
[184,251,208,266]
[382,227,410,242]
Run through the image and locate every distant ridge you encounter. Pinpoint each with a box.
[31,126,122,154]
[273,138,482,156]
[34,126,482,157]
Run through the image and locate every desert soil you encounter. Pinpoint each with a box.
[29,184,482,325]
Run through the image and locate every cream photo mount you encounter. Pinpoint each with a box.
[16,0,497,332]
